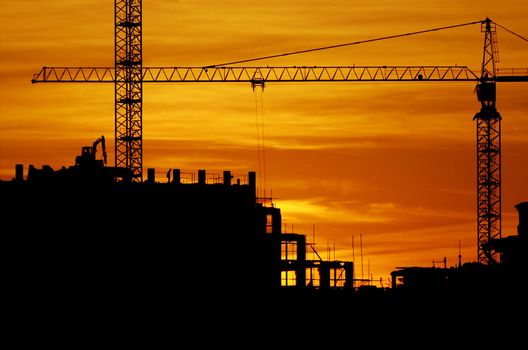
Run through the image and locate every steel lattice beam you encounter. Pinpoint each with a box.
[33,65,484,83]
[474,108,501,264]
[115,0,142,181]
[32,66,528,83]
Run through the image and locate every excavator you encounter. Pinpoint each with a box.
[72,135,132,181]
[75,135,107,168]
[26,135,132,183]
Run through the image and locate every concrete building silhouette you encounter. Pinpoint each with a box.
[3,143,354,316]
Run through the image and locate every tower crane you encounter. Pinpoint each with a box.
[31,1,528,265]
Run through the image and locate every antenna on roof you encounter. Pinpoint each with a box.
[368,258,371,286]
[458,240,462,268]
[312,224,316,261]
[352,235,355,288]
[360,233,364,281]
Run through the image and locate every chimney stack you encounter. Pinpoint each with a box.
[147,168,155,184]
[172,169,181,184]
[515,202,528,237]
[223,170,231,186]
[198,169,206,185]
[15,164,23,182]
[248,171,256,196]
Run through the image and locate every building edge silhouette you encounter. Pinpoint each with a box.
[2,140,527,332]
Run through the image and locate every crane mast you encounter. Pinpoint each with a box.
[115,0,143,181]
[474,18,501,264]
[31,4,528,265]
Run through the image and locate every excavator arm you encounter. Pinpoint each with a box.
[92,135,107,165]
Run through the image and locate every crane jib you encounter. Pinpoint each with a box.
[33,66,491,83]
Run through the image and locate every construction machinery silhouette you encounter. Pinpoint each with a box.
[76,135,107,168]
[31,1,528,264]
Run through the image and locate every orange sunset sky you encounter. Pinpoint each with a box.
[1,0,527,282]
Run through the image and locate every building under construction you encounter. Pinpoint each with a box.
[3,140,354,314]
[4,140,528,337]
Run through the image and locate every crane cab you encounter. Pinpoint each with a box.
[476,82,496,105]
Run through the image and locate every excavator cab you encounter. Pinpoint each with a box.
[80,146,94,159]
